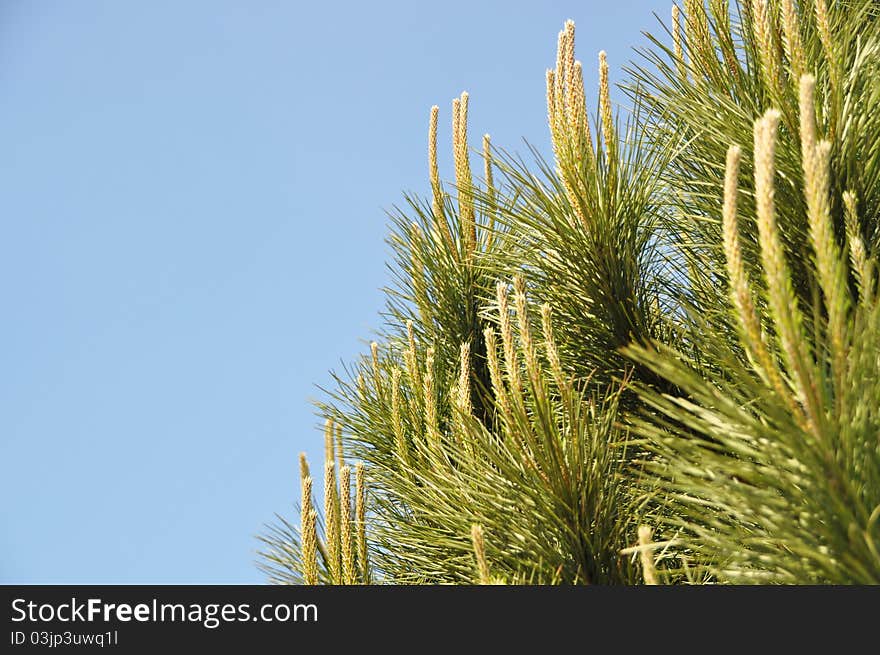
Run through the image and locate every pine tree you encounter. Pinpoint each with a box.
[259,1,880,585]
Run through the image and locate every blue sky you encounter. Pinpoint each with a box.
[1,0,670,583]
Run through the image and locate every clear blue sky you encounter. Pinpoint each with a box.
[1,0,670,583]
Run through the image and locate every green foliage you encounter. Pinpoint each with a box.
[335,278,643,584]
[618,0,880,584]
[483,120,671,390]
[259,1,880,585]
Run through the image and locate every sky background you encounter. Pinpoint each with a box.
[1,0,670,583]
